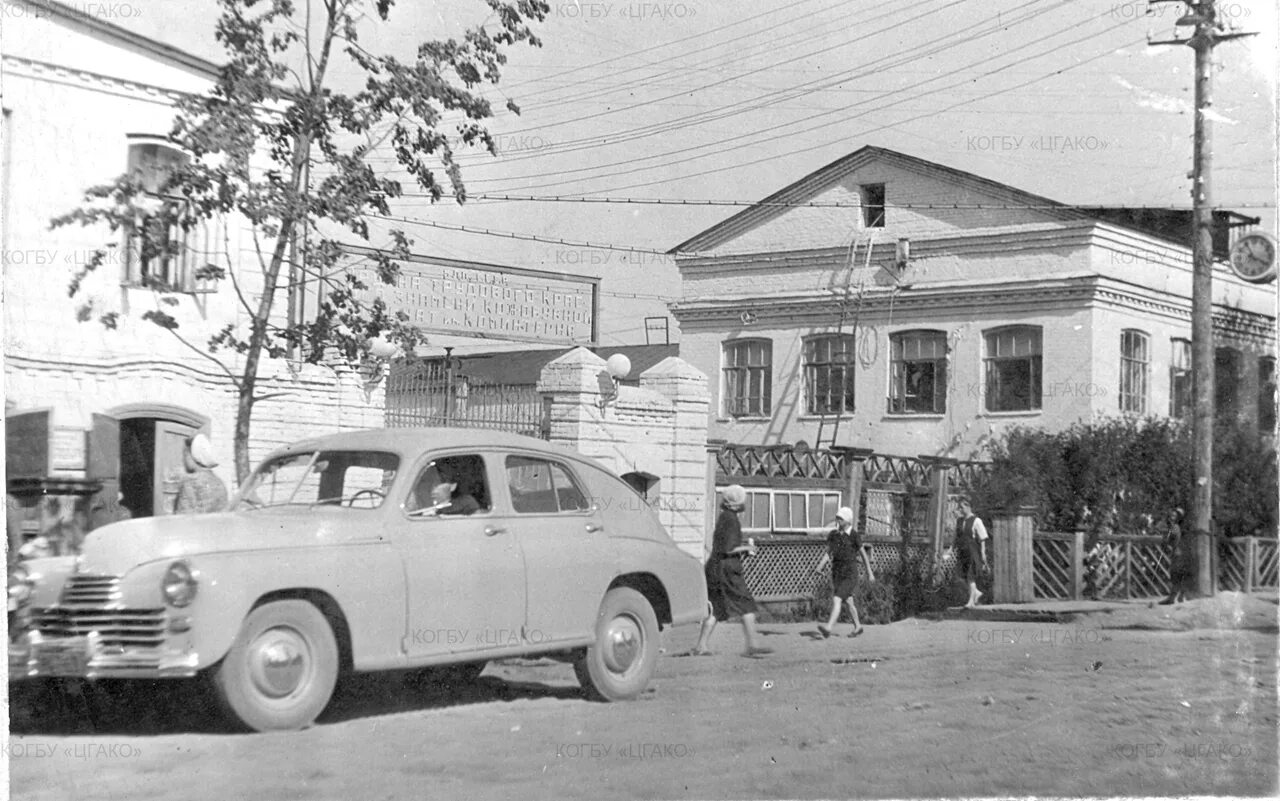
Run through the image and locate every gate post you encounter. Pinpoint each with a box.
[918,456,958,562]
[1070,530,1086,601]
[992,506,1036,603]
[1244,537,1257,594]
[705,439,726,560]
[832,447,873,532]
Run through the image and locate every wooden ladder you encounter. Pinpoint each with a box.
[814,234,874,450]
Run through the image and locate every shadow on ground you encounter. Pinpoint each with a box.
[8,664,583,737]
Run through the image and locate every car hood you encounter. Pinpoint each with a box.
[78,507,384,576]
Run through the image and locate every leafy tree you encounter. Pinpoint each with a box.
[52,0,548,481]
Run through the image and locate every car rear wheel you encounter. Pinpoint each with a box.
[211,600,339,732]
[574,587,658,701]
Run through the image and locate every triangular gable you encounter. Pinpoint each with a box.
[668,146,1089,256]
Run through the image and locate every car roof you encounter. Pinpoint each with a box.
[270,427,576,462]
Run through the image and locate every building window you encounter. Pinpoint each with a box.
[1215,347,1241,422]
[728,486,842,535]
[1259,356,1277,432]
[889,330,947,414]
[1119,329,1150,414]
[1170,338,1193,419]
[860,183,885,228]
[723,340,772,418]
[123,140,219,293]
[984,326,1042,412]
[803,335,855,415]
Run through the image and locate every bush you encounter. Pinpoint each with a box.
[968,417,1276,538]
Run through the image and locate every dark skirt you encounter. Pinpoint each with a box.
[831,564,858,599]
[705,555,758,621]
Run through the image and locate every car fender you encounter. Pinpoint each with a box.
[132,542,407,672]
[612,539,707,627]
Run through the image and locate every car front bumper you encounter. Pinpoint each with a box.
[8,629,199,681]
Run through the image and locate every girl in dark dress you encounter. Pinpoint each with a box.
[691,485,772,658]
[813,506,874,637]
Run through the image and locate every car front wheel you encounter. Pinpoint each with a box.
[211,600,339,732]
[574,587,658,701]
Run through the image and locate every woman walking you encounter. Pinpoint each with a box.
[813,506,874,638]
[692,485,773,658]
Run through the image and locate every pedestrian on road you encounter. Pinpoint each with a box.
[812,506,874,638]
[1159,507,1192,604]
[692,484,773,658]
[954,498,989,608]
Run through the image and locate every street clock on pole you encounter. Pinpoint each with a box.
[1227,231,1277,284]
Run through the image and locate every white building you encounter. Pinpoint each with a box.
[2,0,382,536]
[671,146,1276,464]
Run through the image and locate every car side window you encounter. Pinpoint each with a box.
[506,455,589,514]
[406,454,490,518]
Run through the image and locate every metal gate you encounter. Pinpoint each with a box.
[385,360,547,438]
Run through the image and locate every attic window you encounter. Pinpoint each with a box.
[860,183,885,228]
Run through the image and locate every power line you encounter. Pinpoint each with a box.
[430,195,1278,211]
[367,212,679,256]
[527,29,1150,197]
[463,8,1121,193]
[375,0,975,172]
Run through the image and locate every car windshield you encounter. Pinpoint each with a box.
[231,450,400,510]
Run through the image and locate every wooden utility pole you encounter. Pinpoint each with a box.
[1149,0,1255,596]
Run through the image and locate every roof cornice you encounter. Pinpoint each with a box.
[670,275,1276,344]
[17,0,223,79]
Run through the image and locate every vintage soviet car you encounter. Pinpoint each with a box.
[8,429,707,731]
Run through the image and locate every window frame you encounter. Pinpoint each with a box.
[860,183,886,228]
[404,452,492,518]
[802,334,856,416]
[1169,338,1193,419]
[1118,329,1150,414]
[983,325,1043,413]
[122,138,220,294]
[722,339,773,419]
[727,486,843,536]
[504,454,591,515]
[888,329,948,415]
[1259,356,1277,432]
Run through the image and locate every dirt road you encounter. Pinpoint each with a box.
[6,593,1276,800]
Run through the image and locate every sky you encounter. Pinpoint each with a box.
[35,0,1279,349]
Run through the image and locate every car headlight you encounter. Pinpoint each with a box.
[161,561,198,607]
[7,563,33,608]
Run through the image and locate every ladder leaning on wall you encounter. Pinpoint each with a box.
[814,233,875,451]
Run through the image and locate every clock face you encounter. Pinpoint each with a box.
[1228,233,1277,284]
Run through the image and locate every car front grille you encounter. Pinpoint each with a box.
[60,574,122,606]
[33,574,166,649]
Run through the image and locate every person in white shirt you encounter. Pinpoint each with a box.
[953,498,989,608]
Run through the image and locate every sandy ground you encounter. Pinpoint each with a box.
[5,592,1276,801]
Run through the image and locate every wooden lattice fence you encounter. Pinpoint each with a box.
[1032,533,1075,599]
[740,538,957,602]
[1219,537,1280,592]
[1031,532,1278,600]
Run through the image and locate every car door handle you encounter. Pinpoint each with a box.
[484,526,507,537]
[585,523,603,533]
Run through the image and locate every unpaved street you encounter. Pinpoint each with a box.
[7,593,1276,800]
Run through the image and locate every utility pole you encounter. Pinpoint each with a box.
[1149,0,1255,596]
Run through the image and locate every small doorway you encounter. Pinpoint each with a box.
[110,407,206,518]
